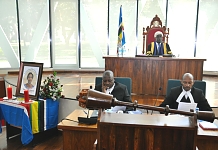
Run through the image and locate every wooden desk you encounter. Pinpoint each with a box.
[104,56,206,95]
[58,109,97,150]
[197,121,218,150]
[98,113,197,150]
[58,110,218,150]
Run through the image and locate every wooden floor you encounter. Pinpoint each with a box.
[0,72,218,150]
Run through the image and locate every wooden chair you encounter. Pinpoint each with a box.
[142,15,169,54]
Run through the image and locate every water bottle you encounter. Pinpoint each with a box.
[117,47,123,56]
[122,46,126,56]
[195,107,199,113]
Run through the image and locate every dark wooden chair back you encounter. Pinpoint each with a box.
[0,77,6,98]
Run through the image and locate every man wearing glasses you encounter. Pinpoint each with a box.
[94,70,131,103]
[159,73,212,111]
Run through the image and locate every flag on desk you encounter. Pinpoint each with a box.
[117,5,126,56]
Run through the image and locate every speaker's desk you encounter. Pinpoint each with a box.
[58,109,218,150]
[103,56,206,95]
[58,109,97,150]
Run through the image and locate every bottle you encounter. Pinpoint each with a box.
[122,46,126,56]
[195,107,199,113]
[117,47,123,56]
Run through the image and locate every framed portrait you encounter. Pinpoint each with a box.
[16,62,43,100]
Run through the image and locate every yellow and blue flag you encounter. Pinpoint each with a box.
[117,5,126,55]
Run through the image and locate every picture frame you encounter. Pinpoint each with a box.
[16,62,43,100]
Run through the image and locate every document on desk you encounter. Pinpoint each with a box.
[111,106,126,111]
[177,102,197,112]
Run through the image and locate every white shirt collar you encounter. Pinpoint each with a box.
[176,87,194,103]
[106,83,115,94]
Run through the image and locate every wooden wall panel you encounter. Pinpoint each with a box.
[104,56,206,95]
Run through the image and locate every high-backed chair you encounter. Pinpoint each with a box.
[95,77,132,95]
[142,15,169,54]
[166,79,206,97]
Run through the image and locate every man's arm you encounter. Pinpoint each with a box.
[159,89,177,109]
[123,86,131,103]
[196,91,212,111]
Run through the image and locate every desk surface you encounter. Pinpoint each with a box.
[58,109,97,131]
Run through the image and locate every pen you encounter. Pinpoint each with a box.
[83,110,88,115]
[83,110,89,118]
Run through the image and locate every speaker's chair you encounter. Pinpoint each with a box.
[142,15,169,54]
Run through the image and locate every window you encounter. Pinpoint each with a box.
[0,0,19,68]
[196,1,218,71]
[18,0,51,67]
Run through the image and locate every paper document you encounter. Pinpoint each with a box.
[177,102,197,112]
[128,110,142,114]
[104,106,126,113]
[111,106,126,111]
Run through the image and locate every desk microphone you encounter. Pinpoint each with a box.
[151,87,162,115]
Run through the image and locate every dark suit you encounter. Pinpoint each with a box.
[94,81,131,103]
[159,86,212,111]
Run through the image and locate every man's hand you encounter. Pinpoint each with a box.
[79,98,87,108]
[77,89,89,108]
[102,82,108,93]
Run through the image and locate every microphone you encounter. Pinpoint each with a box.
[151,87,162,115]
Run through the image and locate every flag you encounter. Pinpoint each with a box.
[117,5,126,56]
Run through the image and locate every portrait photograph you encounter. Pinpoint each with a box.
[20,66,39,96]
[16,62,43,100]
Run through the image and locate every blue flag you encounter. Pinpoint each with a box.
[117,5,126,55]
